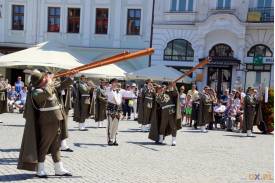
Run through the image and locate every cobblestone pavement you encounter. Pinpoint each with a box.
[0,112,273,183]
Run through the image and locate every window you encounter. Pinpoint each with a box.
[246,64,271,88]
[246,64,272,71]
[12,5,24,30]
[217,0,231,9]
[95,8,108,34]
[67,8,80,33]
[127,9,141,35]
[171,0,194,12]
[48,7,60,32]
[164,39,194,61]
[209,44,234,57]
[258,0,272,8]
[247,44,273,57]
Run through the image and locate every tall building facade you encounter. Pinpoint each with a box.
[0,0,153,82]
[152,0,274,93]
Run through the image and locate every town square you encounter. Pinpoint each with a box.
[0,0,274,182]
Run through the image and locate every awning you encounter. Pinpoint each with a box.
[126,65,192,83]
[79,64,126,79]
[200,57,241,66]
[0,41,150,78]
[0,41,85,70]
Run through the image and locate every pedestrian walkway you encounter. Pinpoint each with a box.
[0,113,273,183]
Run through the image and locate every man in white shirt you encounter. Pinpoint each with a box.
[131,83,138,120]
[106,78,122,146]
[122,85,136,120]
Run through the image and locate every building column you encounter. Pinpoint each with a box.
[0,0,5,42]
[113,0,122,48]
[82,0,92,47]
[195,40,205,91]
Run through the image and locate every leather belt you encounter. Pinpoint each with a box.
[39,105,61,112]
[145,97,153,100]
[162,104,175,109]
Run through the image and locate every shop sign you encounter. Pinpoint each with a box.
[253,56,263,65]
[264,57,274,63]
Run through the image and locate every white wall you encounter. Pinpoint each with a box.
[1,0,153,49]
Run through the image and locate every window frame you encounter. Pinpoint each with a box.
[209,44,234,58]
[247,44,273,57]
[95,8,109,35]
[246,64,272,71]
[170,0,194,12]
[257,0,272,8]
[163,39,194,62]
[11,5,24,30]
[67,8,81,33]
[48,7,61,33]
[217,0,231,10]
[126,8,142,36]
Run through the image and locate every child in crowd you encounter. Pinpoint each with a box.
[184,94,192,126]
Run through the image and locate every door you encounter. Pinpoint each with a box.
[207,67,232,96]
[10,68,24,85]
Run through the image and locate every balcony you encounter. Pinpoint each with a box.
[164,11,196,23]
[247,7,274,23]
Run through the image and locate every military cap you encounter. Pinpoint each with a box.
[31,70,45,87]
[109,78,118,84]
[100,78,108,83]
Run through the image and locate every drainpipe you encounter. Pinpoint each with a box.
[148,0,155,67]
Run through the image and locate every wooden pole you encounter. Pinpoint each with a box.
[54,48,154,78]
[173,57,211,83]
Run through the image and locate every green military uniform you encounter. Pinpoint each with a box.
[73,79,92,123]
[198,92,214,126]
[57,78,74,152]
[149,87,181,145]
[143,87,155,125]
[243,94,257,132]
[0,77,8,114]
[18,71,73,175]
[95,85,107,123]
[89,87,96,116]
[148,93,161,142]
[137,87,145,125]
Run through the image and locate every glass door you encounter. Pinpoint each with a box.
[207,67,232,96]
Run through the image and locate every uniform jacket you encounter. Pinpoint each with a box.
[17,78,73,171]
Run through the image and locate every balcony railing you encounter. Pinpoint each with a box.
[247,7,274,23]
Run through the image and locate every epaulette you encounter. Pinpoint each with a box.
[33,88,44,96]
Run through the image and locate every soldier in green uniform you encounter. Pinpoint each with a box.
[0,74,8,123]
[138,79,155,132]
[17,70,73,178]
[243,87,259,137]
[73,75,92,131]
[198,86,215,133]
[95,79,108,128]
[58,77,74,152]
[151,82,181,146]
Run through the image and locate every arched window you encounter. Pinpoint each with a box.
[247,44,273,57]
[164,39,194,61]
[209,44,234,58]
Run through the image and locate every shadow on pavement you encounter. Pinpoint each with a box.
[223,134,256,138]
[0,174,83,182]
[3,124,25,127]
[0,148,19,152]
[181,130,202,133]
[119,128,142,133]
[74,142,108,148]
[127,141,160,151]
[0,174,34,182]
[0,158,18,165]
